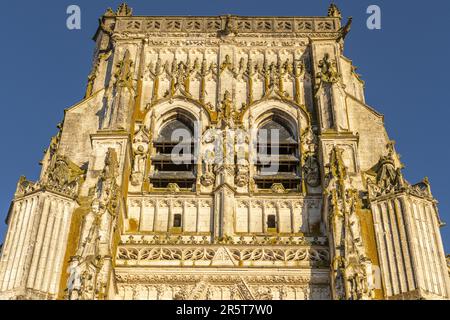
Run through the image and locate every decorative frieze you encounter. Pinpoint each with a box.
[113,16,339,35]
[116,245,329,267]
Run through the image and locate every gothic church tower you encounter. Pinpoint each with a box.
[0,4,448,300]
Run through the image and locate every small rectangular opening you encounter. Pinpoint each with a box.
[173,214,182,228]
[267,215,277,229]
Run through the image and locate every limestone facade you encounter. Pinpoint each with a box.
[0,4,449,300]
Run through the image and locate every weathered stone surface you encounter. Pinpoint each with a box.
[0,4,448,300]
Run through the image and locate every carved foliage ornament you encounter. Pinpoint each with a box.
[116,246,330,265]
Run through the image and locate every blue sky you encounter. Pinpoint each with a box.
[0,1,449,251]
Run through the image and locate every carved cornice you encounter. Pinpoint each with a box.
[112,16,340,36]
[120,234,327,246]
[115,273,326,285]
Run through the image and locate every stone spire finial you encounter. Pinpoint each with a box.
[103,7,115,17]
[328,3,342,19]
[116,3,133,17]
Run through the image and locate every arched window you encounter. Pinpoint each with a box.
[255,115,300,190]
[150,113,196,189]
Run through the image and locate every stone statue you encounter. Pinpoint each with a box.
[318,53,340,84]
[218,91,235,128]
[131,125,149,186]
[201,149,216,187]
[304,155,321,188]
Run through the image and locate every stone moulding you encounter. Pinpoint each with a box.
[111,16,341,35]
[120,234,328,246]
[116,245,329,268]
[1,3,449,301]
[114,273,329,286]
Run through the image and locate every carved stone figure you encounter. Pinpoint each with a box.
[217,91,236,128]
[235,157,249,187]
[131,125,150,186]
[304,155,321,187]
[367,142,406,198]
[317,53,340,84]
[2,7,449,302]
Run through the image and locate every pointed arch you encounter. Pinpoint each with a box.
[240,99,311,131]
[143,97,213,129]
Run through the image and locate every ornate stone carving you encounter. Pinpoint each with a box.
[200,129,219,187]
[114,15,340,35]
[317,53,340,85]
[116,3,133,17]
[325,146,374,300]
[271,183,287,194]
[67,149,121,300]
[167,183,181,193]
[220,15,237,37]
[366,143,435,204]
[304,155,321,188]
[328,4,342,19]
[302,127,321,188]
[338,17,353,41]
[2,6,450,302]
[114,50,134,89]
[366,142,406,198]
[220,55,234,74]
[120,233,326,246]
[217,91,236,128]
[131,124,150,186]
[235,130,250,188]
[116,245,329,266]
[44,155,85,197]
[16,134,85,199]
